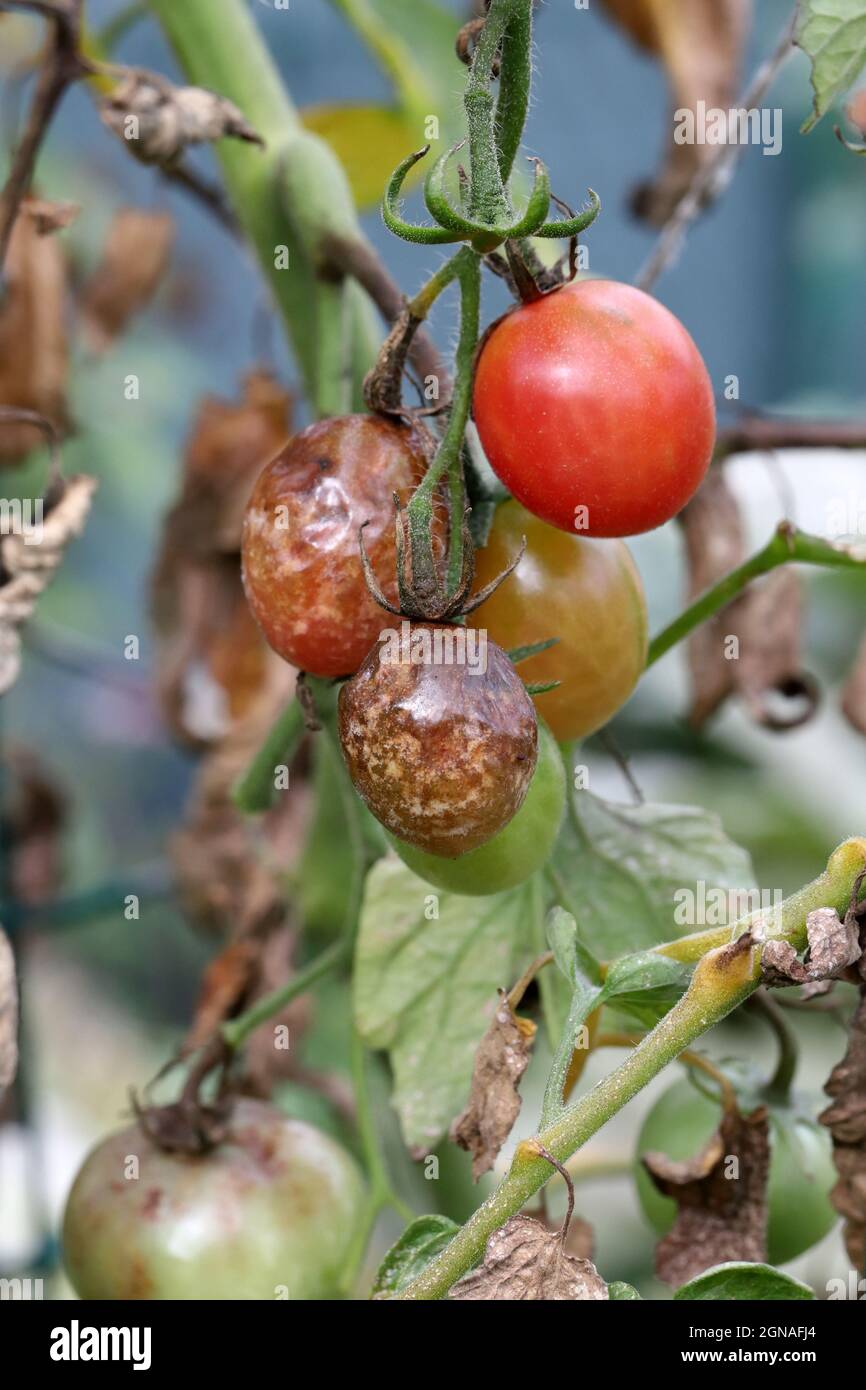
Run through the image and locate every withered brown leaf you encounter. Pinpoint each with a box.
[450,1214,608,1301]
[681,475,817,731]
[80,208,175,354]
[821,993,866,1270]
[0,927,16,1098]
[151,371,292,748]
[185,940,260,1052]
[735,568,818,730]
[644,1102,770,1287]
[1,748,66,906]
[681,468,746,725]
[450,988,537,1180]
[761,905,862,989]
[841,631,866,736]
[598,0,752,224]
[100,74,263,167]
[0,200,69,463]
[0,475,97,694]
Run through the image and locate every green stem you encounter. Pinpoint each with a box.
[406,247,480,597]
[407,252,465,320]
[221,938,347,1051]
[495,0,533,183]
[464,0,514,223]
[339,1026,414,1296]
[647,523,866,668]
[232,697,305,815]
[394,839,866,1299]
[150,0,378,406]
[751,991,799,1104]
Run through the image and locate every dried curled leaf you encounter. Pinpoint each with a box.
[0,927,16,1098]
[682,469,746,725]
[450,1215,608,1301]
[762,904,862,988]
[1,748,66,905]
[0,475,97,695]
[100,74,264,166]
[0,201,69,463]
[682,475,818,730]
[841,631,866,735]
[450,988,536,1180]
[81,209,175,354]
[821,991,866,1270]
[645,1102,770,1287]
[599,0,752,224]
[151,371,292,748]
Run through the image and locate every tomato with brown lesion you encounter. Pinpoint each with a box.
[241,414,443,678]
[338,624,538,856]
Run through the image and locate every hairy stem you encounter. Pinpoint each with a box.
[647,523,866,669]
[394,839,866,1299]
[495,0,533,184]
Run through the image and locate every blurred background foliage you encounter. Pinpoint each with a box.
[0,0,864,1296]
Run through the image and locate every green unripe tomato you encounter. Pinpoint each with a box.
[62,1100,367,1300]
[387,719,566,896]
[635,1078,838,1266]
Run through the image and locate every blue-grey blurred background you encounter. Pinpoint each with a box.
[1,0,864,1295]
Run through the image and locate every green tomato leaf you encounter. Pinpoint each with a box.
[372,1215,459,1297]
[673,1263,816,1301]
[796,0,866,133]
[552,790,756,957]
[354,858,538,1152]
[600,950,692,1028]
[609,1281,642,1300]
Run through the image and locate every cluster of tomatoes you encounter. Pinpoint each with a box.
[61,282,842,1303]
[242,279,716,895]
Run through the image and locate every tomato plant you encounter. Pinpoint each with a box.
[635,1078,838,1266]
[472,281,716,537]
[6,0,866,1326]
[62,1101,366,1300]
[388,718,565,894]
[468,500,648,740]
[242,415,440,678]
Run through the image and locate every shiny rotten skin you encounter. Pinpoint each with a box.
[468,500,648,741]
[635,1079,839,1266]
[472,280,716,537]
[339,624,537,856]
[62,1101,366,1300]
[388,718,565,894]
[241,414,440,678]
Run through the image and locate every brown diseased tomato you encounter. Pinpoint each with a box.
[468,501,648,741]
[338,623,537,855]
[241,414,440,678]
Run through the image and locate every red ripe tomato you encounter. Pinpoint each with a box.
[472,280,716,537]
[241,414,441,678]
[468,501,647,741]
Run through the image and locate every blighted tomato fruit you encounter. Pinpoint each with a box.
[338,623,538,856]
[388,718,565,895]
[62,1100,366,1300]
[241,414,441,678]
[472,279,716,538]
